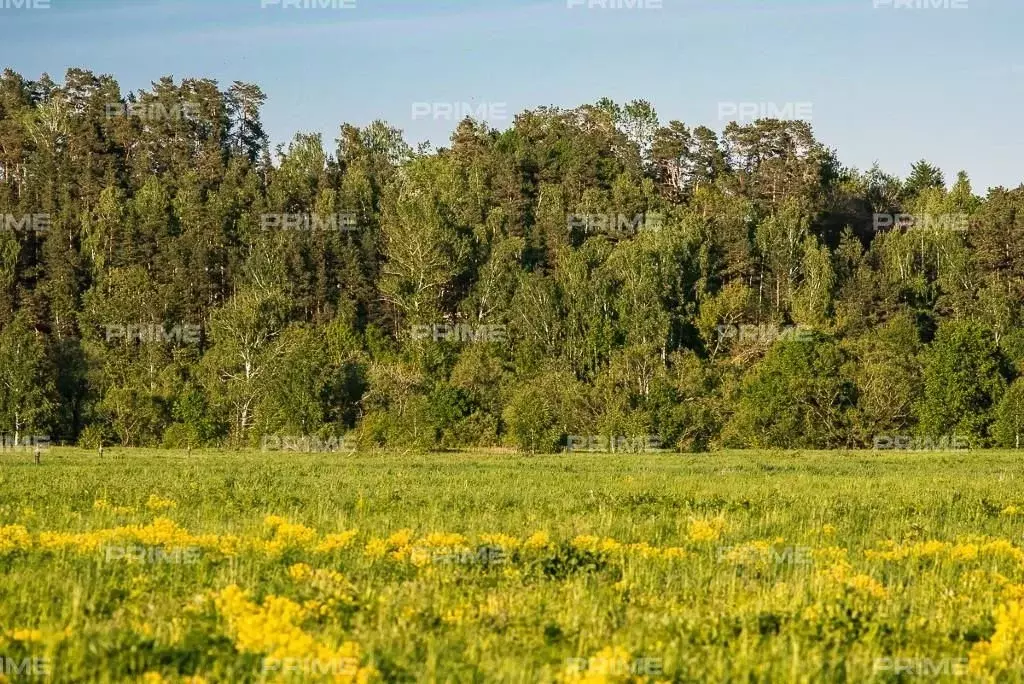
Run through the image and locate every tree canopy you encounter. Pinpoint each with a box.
[1,68,1020,451]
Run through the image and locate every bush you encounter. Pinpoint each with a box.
[993,378,1024,448]
[503,385,562,454]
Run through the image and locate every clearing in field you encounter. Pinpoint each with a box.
[2,450,1024,682]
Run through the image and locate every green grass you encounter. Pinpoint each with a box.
[2,449,1024,682]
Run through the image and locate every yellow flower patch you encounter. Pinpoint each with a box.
[211,585,376,682]
[687,516,726,543]
[0,525,31,554]
[969,600,1024,675]
[145,495,177,512]
[315,530,359,554]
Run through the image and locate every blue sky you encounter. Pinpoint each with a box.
[1,0,1021,191]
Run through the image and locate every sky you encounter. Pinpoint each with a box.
[0,0,1021,192]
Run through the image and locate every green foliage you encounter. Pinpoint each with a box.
[2,69,1024,451]
[726,336,853,449]
[844,313,922,444]
[0,314,56,440]
[915,321,1009,446]
[503,384,561,454]
[5,450,1024,678]
[993,379,1024,448]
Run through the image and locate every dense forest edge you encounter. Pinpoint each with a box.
[2,68,1023,453]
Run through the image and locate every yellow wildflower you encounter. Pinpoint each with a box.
[812,546,848,565]
[660,547,687,561]
[364,538,388,558]
[288,563,313,581]
[523,531,551,550]
[479,532,520,551]
[364,529,413,560]
[0,525,31,554]
[272,521,317,546]
[211,585,374,683]
[315,530,358,553]
[626,542,658,559]
[571,535,622,554]
[687,516,725,543]
[145,495,177,512]
[263,515,288,529]
[419,532,469,548]
[385,529,412,548]
[93,499,131,515]
[845,574,887,600]
[8,629,42,642]
[970,600,1024,675]
[571,535,599,552]
[950,543,980,561]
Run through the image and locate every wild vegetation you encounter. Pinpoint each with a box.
[3,449,1024,682]
[2,69,1024,451]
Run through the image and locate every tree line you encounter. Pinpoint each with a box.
[2,67,1024,452]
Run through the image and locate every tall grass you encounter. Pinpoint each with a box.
[1,449,1023,682]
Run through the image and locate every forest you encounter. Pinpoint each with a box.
[1,67,1023,452]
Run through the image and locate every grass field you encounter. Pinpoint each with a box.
[3,449,1024,682]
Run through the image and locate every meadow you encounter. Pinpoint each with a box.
[2,449,1024,682]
